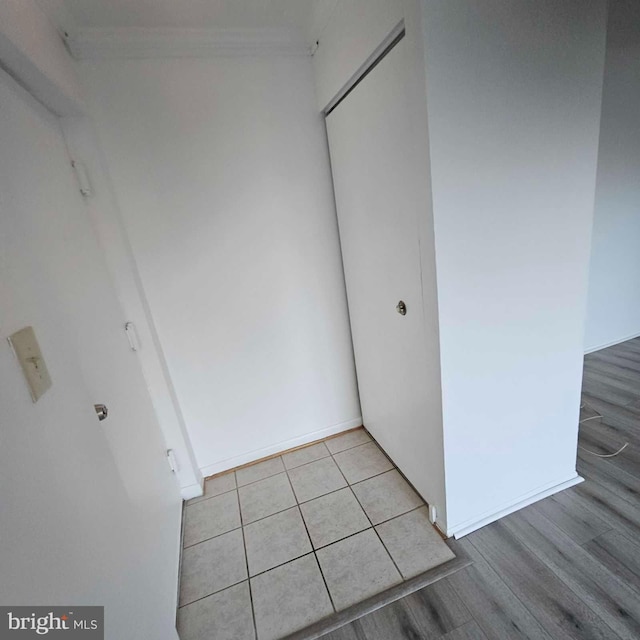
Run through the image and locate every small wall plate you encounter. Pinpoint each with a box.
[8,326,52,402]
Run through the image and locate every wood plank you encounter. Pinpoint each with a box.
[317,622,367,640]
[603,341,640,360]
[579,418,637,451]
[503,506,640,639]
[577,455,640,508]
[578,422,640,482]
[583,363,640,392]
[447,539,553,640]
[441,621,489,640]
[580,403,601,423]
[532,493,611,545]
[354,579,472,640]
[584,530,640,597]
[579,394,640,435]
[583,363,640,387]
[583,358,640,385]
[556,482,640,546]
[581,375,638,407]
[588,350,640,372]
[467,520,617,640]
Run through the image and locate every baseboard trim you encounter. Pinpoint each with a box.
[585,331,640,354]
[449,474,584,539]
[199,417,363,478]
[180,481,204,501]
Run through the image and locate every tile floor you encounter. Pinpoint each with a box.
[177,428,455,640]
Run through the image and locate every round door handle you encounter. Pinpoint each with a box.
[396,300,407,316]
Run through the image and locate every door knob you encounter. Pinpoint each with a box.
[94,403,108,421]
[396,300,407,316]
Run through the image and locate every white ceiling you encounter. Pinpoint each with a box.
[39,0,339,43]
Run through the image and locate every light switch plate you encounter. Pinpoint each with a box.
[8,326,52,402]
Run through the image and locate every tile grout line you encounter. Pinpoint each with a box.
[197,433,374,496]
[186,463,416,551]
[372,504,426,528]
[185,485,236,506]
[176,499,187,613]
[310,550,338,614]
[325,437,373,457]
[201,506,428,586]
[337,435,441,543]
[200,428,366,483]
[247,550,321,582]
[331,453,407,583]
[240,436,372,486]
[332,438,408,582]
[178,577,248,609]
[282,442,333,472]
[326,433,430,582]
[327,438,389,485]
[188,502,427,582]
[235,484,259,640]
[236,458,286,489]
[182,521,243,550]
[182,438,426,553]
[178,430,438,626]
[233,444,382,492]
[282,463,338,613]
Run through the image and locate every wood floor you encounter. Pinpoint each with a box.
[322,337,640,640]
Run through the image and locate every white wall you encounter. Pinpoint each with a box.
[79,54,361,476]
[422,0,607,534]
[584,0,640,352]
[62,116,203,499]
[0,5,182,635]
[0,0,84,114]
[0,68,180,638]
[1,0,202,499]
[312,0,403,110]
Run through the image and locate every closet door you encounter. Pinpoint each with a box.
[326,38,432,495]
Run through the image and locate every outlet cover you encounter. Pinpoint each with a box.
[8,326,52,402]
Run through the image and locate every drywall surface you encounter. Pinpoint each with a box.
[422,1,607,534]
[0,70,180,638]
[62,116,203,499]
[0,0,201,498]
[312,0,403,109]
[79,55,361,475]
[584,0,640,352]
[0,0,85,114]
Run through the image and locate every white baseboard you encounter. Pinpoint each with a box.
[449,474,584,539]
[585,331,640,354]
[199,417,363,478]
[180,480,204,501]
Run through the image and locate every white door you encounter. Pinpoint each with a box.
[0,73,180,638]
[326,38,434,500]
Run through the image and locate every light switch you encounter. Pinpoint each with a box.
[8,326,52,402]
